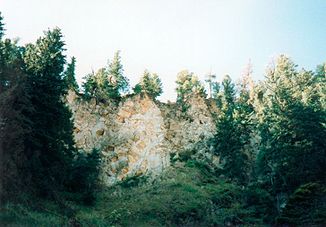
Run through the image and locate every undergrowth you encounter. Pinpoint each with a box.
[1,161,277,226]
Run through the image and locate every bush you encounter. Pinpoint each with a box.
[119,175,149,188]
[67,149,101,205]
[277,182,326,225]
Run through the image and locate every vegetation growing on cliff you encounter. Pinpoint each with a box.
[133,69,163,99]
[0,12,325,226]
[82,51,129,102]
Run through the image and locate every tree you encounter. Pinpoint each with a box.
[213,75,250,184]
[236,63,256,175]
[256,55,326,199]
[22,28,76,195]
[64,56,79,92]
[82,51,129,101]
[0,12,4,40]
[133,69,163,99]
[315,63,326,109]
[0,43,34,201]
[107,50,129,98]
[82,68,111,102]
[175,70,206,102]
[238,61,255,105]
[315,62,325,79]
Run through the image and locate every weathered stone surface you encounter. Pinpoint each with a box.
[67,91,218,185]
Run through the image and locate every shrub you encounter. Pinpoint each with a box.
[67,149,101,205]
[277,182,326,225]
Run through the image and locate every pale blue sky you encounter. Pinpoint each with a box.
[2,0,326,101]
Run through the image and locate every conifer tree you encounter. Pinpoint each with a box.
[83,68,111,102]
[133,69,163,99]
[256,55,326,196]
[23,28,76,194]
[315,63,326,109]
[64,56,79,92]
[82,51,129,101]
[0,27,34,199]
[175,70,206,102]
[213,75,250,184]
[0,12,4,40]
[107,50,129,98]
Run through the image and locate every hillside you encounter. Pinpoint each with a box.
[1,10,325,226]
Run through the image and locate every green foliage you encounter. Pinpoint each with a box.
[67,149,101,205]
[133,83,142,94]
[21,28,77,195]
[315,62,326,109]
[315,62,325,79]
[0,19,33,200]
[0,64,34,201]
[82,51,129,101]
[108,50,129,96]
[211,81,220,95]
[175,70,206,102]
[118,175,149,188]
[0,12,4,40]
[213,75,252,184]
[64,56,79,92]
[23,28,66,81]
[256,55,326,196]
[0,38,23,70]
[1,20,96,204]
[133,70,163,99]
[0,203,69,226]
[243,183,277,223]
[277,182,326,225]
[82,68,113,102]
[1,13,326,226]
[99,165,214,226]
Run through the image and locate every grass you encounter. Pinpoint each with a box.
[0,161,269,226]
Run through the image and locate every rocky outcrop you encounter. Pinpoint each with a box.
[160,95,216,154]
[67,91,218,185]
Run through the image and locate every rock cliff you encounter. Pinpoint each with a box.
[67,91,218,185]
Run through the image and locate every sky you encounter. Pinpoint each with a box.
[1,0,326,101]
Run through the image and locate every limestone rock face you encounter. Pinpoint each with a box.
[67,91,217,185]
[111,95,169,184]
[161,95,216,154]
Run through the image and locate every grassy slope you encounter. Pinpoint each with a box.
[0,161,265,226]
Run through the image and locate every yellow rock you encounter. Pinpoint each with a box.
[135,170,143,176]
[96,129,105,136]
[118,109,132,119]
[116,116,125,123]
[136,141,146,150]
[121,167,129,174]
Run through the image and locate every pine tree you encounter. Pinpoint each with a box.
[107,50,129,99]
[133,69,163,99]
[0,40,34,200]
[0,12,4,40]
[236,63,256,175]
[82,51,129,101]
[22,28,76,195]
[175,70,206,102]
[64,56,79,92]
[256,55,326,197]
[315,63,326,109]
[82,68,111,102]
[213,75,250,184]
